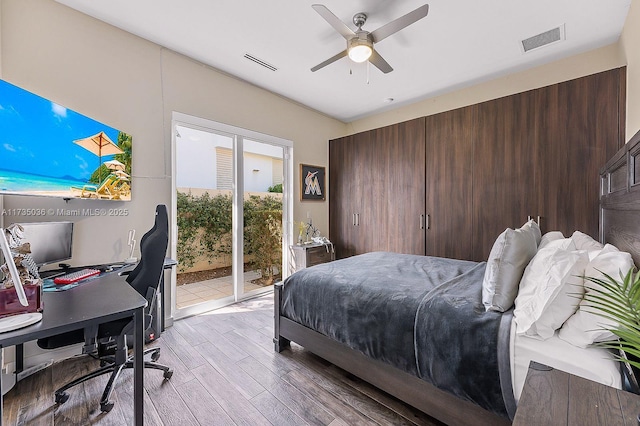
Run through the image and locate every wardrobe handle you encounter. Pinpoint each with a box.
[527,215,541,226]
[420,214,425,230]
[356,213,360,226]
[426,214,430,230]
[352,214,356,226]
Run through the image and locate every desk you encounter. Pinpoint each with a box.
[0,272,147,425]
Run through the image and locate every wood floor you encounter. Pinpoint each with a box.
[2,294,444,425]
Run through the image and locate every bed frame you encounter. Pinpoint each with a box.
[274,130,640,426]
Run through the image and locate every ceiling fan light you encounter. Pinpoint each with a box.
[348,44,372,63]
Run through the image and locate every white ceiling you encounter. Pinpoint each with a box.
[55,0,631,123]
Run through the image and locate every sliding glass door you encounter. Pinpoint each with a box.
[171,113,292,320]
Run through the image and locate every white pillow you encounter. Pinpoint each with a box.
[558,244,634,348]
[571,230,604,251]
[482,221,539,312]
[522,219,542,246]
[539,231,564,250]
[513,242,589,340]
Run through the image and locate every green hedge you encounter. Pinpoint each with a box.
[176,191,282,282]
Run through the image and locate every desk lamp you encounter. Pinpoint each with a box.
[0,229,42,332]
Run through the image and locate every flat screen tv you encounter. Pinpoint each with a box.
[0,79,132,201]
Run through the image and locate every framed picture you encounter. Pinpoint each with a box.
[300,164,326,201]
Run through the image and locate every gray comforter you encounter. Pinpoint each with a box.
[281,251,514,418]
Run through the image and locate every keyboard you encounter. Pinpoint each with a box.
[53,268,101,284]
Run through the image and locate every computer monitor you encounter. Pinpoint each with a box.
[16,222,73,268]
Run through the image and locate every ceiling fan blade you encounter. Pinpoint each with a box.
[312,4,355,39]
[311,49,348,72]
[369,50,393,74]
[370,4,429,43]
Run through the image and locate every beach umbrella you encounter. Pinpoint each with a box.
[73,131,123,181]
[114,170,130,180]
[104,159,126,171]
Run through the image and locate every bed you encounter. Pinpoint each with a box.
[274,132,640,426]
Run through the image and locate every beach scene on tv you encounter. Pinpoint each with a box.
[0,79,132,201]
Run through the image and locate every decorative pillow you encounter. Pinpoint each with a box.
[558,244,634,348]
[541,237,574,251]
[571,230,604,251]
[513,242,589,340]
[539,231,564,250]
[482,222,539,312]
[522,219,542,246]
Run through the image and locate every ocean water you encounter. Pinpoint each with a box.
[0,169,87,193]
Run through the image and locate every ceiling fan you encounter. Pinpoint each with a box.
[310,3,429,74]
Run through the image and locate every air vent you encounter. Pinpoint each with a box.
[521,26,564,52]
[243,53,278,71]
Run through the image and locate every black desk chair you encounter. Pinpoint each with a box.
[37,204,173,412]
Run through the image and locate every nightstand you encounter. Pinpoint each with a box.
[289,243,334,273]
[513,361,640,425]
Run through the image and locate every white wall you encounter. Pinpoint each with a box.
[621,0,640,140]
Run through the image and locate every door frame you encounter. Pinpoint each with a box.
[170,111,293,322]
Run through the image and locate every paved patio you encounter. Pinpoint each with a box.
[176,270,266,309]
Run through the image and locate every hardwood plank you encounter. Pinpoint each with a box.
[171,319,208,346]
[191,362,272,426]
[142,365,199,426]
[190,321,248,362]
[197,340,264,399]
[250,390,311,425]
[238,355,335,425]
[148,340,196,387]
[292,351,420,426]
[223,328,299,376]
[158,326,207,370]
[115,368,165,426]
[14,358,55,426]
[325,365,443,426]
[283,369,376,426]
[174,378,236,426]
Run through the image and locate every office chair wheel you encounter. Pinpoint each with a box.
[163,369,173,380]
[55,391,70,405]
[100,401,115,413]
[151,351,160,362]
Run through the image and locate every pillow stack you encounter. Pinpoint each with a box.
[482,220,541,312]
[558,244,634,347]
[505,229,636,347]
[512,238,589,340]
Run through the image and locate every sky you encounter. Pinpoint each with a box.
[0,79,123,181]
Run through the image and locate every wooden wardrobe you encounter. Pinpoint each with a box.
[329,67,626,262]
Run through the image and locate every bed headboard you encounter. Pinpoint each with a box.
[601,129,640,267]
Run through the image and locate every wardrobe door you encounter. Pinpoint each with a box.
[329,135,359,259]
[472,91,539,261]
[382,118,426,255]
[536,68,624,239]
[355,128,388,253]
[329,131,377,258]
[425,107,474,260]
